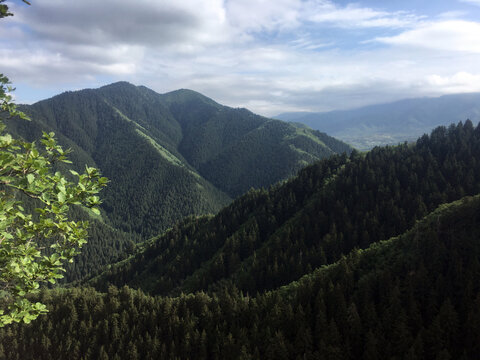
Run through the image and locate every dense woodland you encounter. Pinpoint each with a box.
[1,194,479,359]
[0,120,479,358]
[92,120,480,297]
[2,1,480,358]
[7,82,350,281]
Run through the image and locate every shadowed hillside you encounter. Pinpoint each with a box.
[2,193,479,359]
[91,121,480,297]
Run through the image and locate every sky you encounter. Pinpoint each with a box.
[1,0,480,116]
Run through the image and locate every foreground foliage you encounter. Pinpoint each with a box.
[0,75,107,326]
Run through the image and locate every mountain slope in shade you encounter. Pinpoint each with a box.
[156,87,353,197]
[3,193,480,359]
[90,121,480,296]
[276,92,480,150]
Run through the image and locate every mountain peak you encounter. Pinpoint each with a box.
[100,81,137,90]
[161,88,221,108]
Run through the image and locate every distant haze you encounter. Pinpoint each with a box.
[276,92,480,150]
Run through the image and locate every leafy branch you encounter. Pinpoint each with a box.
[0,74,108,326]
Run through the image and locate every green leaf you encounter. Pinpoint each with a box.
[26,173,34,184]
[0,134,12,144]
[57,191,66,203]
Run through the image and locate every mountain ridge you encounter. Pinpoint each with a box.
[9,81,351,281]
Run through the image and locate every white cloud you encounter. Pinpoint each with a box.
[425,72,480,93]
[225,0,301,32]
[305,2,421,28]
[459,0,480,6]
[13,0,230,47]
[2,0,480,116]
[376,20,480,53]
[437,11,468,19]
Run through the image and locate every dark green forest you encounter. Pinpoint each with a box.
[1,120,479,359]
[8,82,350,282]
[91,120,480,297]
[1,193,479,359]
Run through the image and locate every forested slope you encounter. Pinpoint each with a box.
[157,87,352,197]
[2,194,479,359]
[7,82,351,281]
[17,82,351,235]
[92,120,480,296]
[17,84,230,237]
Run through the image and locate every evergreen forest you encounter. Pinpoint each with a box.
[1,107,480,358]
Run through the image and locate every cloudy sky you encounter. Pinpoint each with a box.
[2,0,480,116]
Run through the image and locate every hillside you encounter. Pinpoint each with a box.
[276,92,480,150]
[15,83,230,238]
[15,81,351,235]
[2,193,479,359]
[157,87,351,197]
[91,121,480,297]
[8,82,351,280]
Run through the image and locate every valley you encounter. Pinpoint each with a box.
[276,93,480,150]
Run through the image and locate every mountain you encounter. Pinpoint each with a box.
[8,81,351,280]
[2,121,480,359]
[5,84,480,358]
[276,92,480,150]
[17,81,352,235]
[2,191,480,359]
[90,120,480,297]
